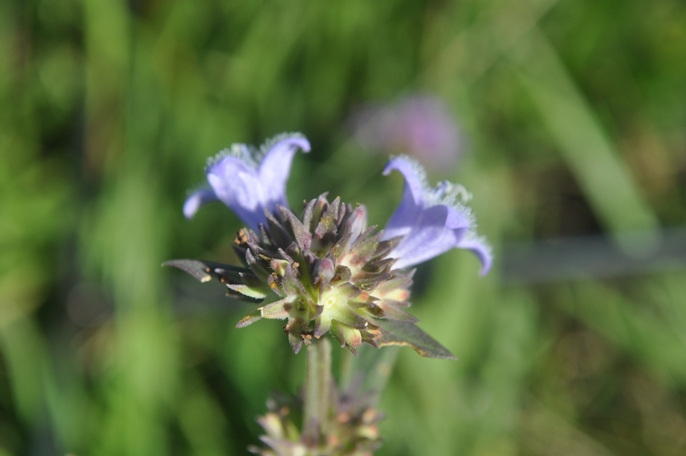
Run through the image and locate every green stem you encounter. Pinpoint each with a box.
[303,338,333,440]
[304,341,320,434]
[317,337,332,433]
[339,347,353,389]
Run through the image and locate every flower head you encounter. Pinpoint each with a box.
[184,133,311,231]
[168,134,490,358]
[382,156,492,275]
[250,380,382,456]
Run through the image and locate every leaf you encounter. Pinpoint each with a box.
[510,30,658,252]
[226,283,267,300]
[376,320,456,360]
[236,308,262,328]
[376,303,418,323]
[163,259,249,283]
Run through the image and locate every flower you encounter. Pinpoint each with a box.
[350,95,463,172]
[168,134,490,358]
[228,195,418,356]
[250,377,382,456]
[183,133,311,231]
[382,156,492,275]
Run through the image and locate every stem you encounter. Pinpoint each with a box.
[317,337,332,433]
[339,347,353,389]
[303,338,333,441]
[304,342,320,433]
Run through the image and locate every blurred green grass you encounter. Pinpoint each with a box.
[2,0,686,454]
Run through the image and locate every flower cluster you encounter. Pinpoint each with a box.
[250,384,382,456]
[168,133,490,358]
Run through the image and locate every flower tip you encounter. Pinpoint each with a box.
[183,195,201,220]
[267,133,312,155]
[382,155,422,176]
[465,237,492,276]
[183,188,218,220]
[298,137,312,153]
[381,157,400,176]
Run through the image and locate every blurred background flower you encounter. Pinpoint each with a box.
[2,0,686,455]
[350,95,464,172]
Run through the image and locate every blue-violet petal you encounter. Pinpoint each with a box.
[185,133,310,230]
[382,156,491,274]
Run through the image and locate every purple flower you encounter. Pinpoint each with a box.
[382,156,492,275]
[351,95,463,172]
[174,134,491,358]
[183,133,489,275]
[184,133,311,231]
